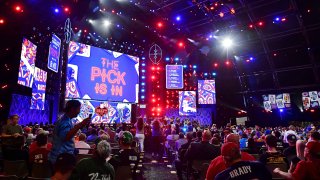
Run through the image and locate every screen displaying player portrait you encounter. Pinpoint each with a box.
[31,67,47,110]
[179,91,197,116]
[66,41,139,103]
[198,80,216,104]
[302,91,320,109]
[18,38,37,88]
[262,93,291,111]
[67,99,131,124]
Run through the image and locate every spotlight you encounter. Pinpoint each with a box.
[176,16,181,21]
[103,20,111,27]
[214,63,218,67]
[54,8,59,13]
[279,109,284,113]
[258,21,264,27]
[221,37,233,49]
[178,42,184,47]
[212,72,217,76]
[14,5,22,12]
[165,57,170,61]
[64,7,69,12]
[249,24,254,29]
[157,22,163,28]
[88,19,93,24]
[0,19,4,24]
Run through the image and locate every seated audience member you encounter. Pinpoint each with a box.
[239,133,248,149]
[185,129,220,161]
[110,131,139,171]
[29,133,50,164]
[215,142,272,180]
[51,153,76,180]
[29,130,52,153]
[87,128,98,143]
[75,133,91,154]
[259,135,288,166]
[309,131,320,142]
[70,140,115,180]
[193,130,203,142]
[175,133,187,151]
[165,130,179,149]
[283,125,298,144]
[24,126,35,146]
[206,134,255,180]
[283,134,297,163]
[274,141,320,180]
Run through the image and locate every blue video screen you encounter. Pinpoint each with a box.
[198,80,216,104]
[179,91,197,116]
[31,67,47,110]
[66,41,139,103]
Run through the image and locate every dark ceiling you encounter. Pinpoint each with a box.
[0,0,320,123]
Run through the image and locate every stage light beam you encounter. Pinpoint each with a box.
[222,37,233,49]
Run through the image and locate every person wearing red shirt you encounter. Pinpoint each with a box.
[29,131,52,153]
[29,133,50,164]
[206,134,255,180]
[274,141,320,180]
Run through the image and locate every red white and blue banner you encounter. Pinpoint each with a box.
[47,34,61,73]
[31,67,47,110]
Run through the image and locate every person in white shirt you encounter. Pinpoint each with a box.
[283,125,299,144]
[75,133,91,154]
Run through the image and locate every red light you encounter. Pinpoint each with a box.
[0,19,4,24]
[273,53,277,57]
[15,5,22,12]
[246,59,250,62]
[157,22,163,28]
[249,24,254,29]
[84,29,87,33]
[157,113,160,116]
[281,18,286,22]
[178,42,184,47]
[210,6,214,10]
[152,113,155,116]
[157,67,160,70]
[225,61,230,65]
[151,66,155,70]
[152,99,156,102]
[157,108,161,112]
[258,21,264,26]
[64,7,69,12]
[310,109,315,113]
[214,63,218,67]
[112,9,115,13]
[151,76,155,79]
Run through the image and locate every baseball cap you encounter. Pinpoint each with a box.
[287,134,297,143]
[221,142,240,158]
[306,141,320,156]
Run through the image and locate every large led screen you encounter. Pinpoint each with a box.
[166,65,183,89]
[66,41,139,103]
[179,91,197,116]
[18,38,37,88]
[31,67,47,110]
[302,91,320,109]
[198,80,216,104]
[67,99,131,124]
[262,93,291,111]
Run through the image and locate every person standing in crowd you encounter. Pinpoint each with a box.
[49,100,91,164]
[75,133,91,154]
[1,114,23,137]
[283,125,298,144]
[215,142,272,180]
[70,140,115,180]
[151,120,163,157]
[274,141,320,180]
[239,133,248,150]
[206,133,255,180]
[135,117,145,152]
[51,153,76,180]
[283,134,297,164]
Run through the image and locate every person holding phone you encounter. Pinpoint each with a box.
[49,100,91,164]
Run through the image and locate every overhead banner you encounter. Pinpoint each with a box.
[18,38,37,88]
[31,67,47,110]
[47,34,61,73]
[166,65,183,89]
[66,41,139,103]
[302,91,320,109]
[198,80,216,104]
[179,91,197,116]
[262,93,291,111]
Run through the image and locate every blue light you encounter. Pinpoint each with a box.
[193,65,197,69]
[165,57,170,61]
[142,57,146,60]
[212,72,217,76]
[141,82,145,86]
[176,16,181,21]
[279,109,284,113]
[204,73,208,76]
[141,69,145,73]
[141,96,145,99]
[182,127,187,132]
[175,57,179,61]
[183,65,187,68]
[250,57,254,61]
[54,8,59,13]
[141,76,145,79]
[141,63,146,66]
[141,89,145,92]
[275,17,280,21]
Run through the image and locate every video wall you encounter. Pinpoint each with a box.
[67,99,131,124]
[179,91,197,116]
[31,67,47,110]
[263,93,291,111]
[302,91,320,109]
[66,41,139,103]
[18,38,37,88]
[198,80,216,104]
